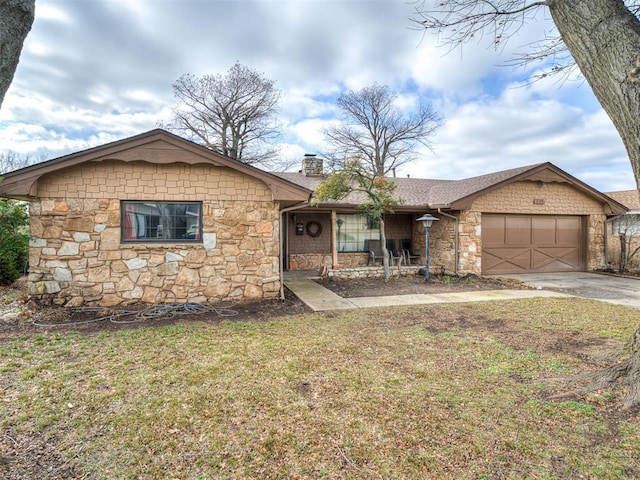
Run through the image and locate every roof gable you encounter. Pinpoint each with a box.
[0,129,311,204]
[413,163,624,214]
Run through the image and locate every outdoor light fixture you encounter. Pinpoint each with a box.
[416,214,439,283]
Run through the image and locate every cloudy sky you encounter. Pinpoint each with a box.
[0,0,636,192]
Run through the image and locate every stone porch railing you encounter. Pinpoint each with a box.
[328,265,422,280]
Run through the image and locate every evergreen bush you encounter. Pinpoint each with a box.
[0,198,29,284]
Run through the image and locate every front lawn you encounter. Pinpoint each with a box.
[1,298,639,479]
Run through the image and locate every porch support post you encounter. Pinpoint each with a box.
[331,209,339,269]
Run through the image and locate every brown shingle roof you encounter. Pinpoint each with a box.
[276,162,626,214]
[275,163,546,209]
[605,190,640,211]
[274,172,442,208]
[426,164,545,207]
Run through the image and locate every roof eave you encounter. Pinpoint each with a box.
[0,129,312,202]
[447,162,627,214]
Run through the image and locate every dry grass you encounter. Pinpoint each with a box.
[1,297,639,479]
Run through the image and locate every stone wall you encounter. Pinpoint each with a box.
[471,181,603,215]
[328,265,421,280]
[27,161,280,307]
[289,252,370,270]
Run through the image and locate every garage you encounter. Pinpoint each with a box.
[482,214,584,274]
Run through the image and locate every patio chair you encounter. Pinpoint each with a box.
[366,239,384,265]
[386,239,404,267]
[400,238,421,265]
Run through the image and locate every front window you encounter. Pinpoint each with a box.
[336,213,380,252]
[122,201,202,242]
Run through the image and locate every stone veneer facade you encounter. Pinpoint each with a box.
[288,181,610,277]
[28,161,281,307]
[428,181,607,274]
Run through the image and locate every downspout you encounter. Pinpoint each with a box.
[279,201,311,301]
[437,208,459,276]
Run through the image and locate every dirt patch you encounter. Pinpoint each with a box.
[0,279,310,336]
[317,273,526,298]
[0,275,522,336]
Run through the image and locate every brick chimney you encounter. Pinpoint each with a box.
[301,154,323,177]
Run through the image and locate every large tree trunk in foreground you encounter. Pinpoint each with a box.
[549,0,640,193]
[546,0,640,412]
[0,0,35,108]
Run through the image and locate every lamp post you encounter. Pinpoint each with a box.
[336,218,344,251]
[416,214,439,283]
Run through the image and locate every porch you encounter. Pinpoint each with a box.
[284,210,437,272]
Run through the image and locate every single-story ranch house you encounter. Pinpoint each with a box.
[0,129,627,307]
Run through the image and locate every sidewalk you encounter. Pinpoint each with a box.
[284,278,570,312]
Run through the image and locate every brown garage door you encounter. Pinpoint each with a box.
[482,214,584,274]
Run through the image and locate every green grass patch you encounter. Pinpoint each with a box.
[1,297,639,479]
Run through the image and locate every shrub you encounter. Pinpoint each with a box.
[0,198,29,284]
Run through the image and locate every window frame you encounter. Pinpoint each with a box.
[336,213,381,252]
[121,201,203,244]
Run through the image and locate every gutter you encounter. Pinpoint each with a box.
[437,208,459,276]
[278,201,311,300]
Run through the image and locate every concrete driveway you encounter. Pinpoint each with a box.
[492,272,640,309]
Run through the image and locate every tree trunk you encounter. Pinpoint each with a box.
[0,0,35,108]
[379,217,391,281]
[547,0,640,410]
[548,0,640,197]
[619,232,628,272]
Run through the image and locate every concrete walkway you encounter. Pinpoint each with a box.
[284,277,570,312]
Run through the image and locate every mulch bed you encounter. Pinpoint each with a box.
[1,274,525,335]
[316,273,526,298]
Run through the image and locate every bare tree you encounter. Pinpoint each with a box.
[0,151,42,174]
[614,214,640,272]
[413,0,640,410]
[413,0,640,195]
[168,63,281,167]
[0,0,35,108]
[324,84,442,177]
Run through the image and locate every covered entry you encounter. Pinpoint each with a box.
[482,214,584,274]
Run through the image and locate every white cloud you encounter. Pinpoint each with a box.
[0,0,635,192]
[398,82,634,191]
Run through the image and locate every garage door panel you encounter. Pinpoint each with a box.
[557,217,582,244]
[482,215,506,245]
[482,214,583,274]
[532,247,581,270]
[483,248,531,273]
[531,217,557,245]
[505,216,531,244]
[533,258,582,272]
